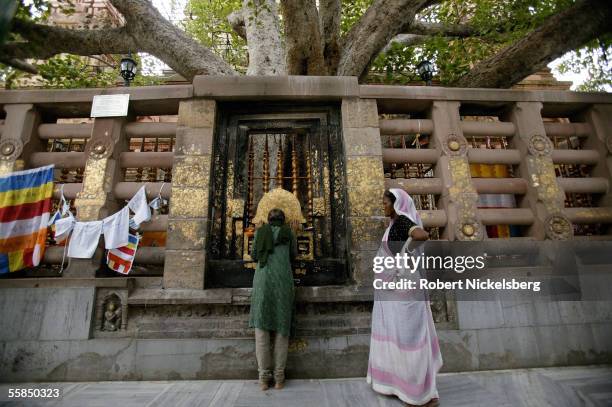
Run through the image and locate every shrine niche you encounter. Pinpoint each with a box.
[208,105,348,287]
[94,289,128,337]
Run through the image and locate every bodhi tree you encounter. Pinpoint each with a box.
[1,0,611,89]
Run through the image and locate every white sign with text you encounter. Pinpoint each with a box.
[91,94,130,118]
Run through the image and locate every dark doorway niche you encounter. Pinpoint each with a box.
[207,103,349,288]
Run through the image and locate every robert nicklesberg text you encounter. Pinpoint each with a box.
[373,278,541,292]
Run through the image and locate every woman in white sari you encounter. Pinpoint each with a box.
[367,188,443,407]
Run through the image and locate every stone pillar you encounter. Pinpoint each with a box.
[506,102,570,240]
[341,98,386,287]
[429,101,484,241]
[64,117,128,277]
[0,104,43,175]
[163,99,215,289]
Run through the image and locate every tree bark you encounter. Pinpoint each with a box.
[242,0,286,75]
[453,0,612,88]
[380,34,429,54]
[280,0,326,75]
[406,21,481,37]
[336,0,431,78]
[1,18,135,60]
[319,0,341,75]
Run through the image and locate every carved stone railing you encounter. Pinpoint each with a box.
[368,85,612,240]
[0,85,191,280]
[0,78,611,293]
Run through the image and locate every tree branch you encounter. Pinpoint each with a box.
[1,18,135,60]
[109,0,236,79]
[406,21,480,37]
[227,9,246,40]
[0,56,38,74]
[381,34,429,54]
[1,0,238,80]
[337,0,431,78]
[453,0,612,88]
[319,0,341,74]
[381,20,508,55]
[280,0,326,75]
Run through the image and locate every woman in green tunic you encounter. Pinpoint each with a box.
[249,208,297,390]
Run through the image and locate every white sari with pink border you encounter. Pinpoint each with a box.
[366,189,443,405]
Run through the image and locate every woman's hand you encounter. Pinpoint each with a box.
[410,227,429,241]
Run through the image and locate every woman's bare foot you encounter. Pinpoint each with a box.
[259,376,270,391]
[274,381,285,390]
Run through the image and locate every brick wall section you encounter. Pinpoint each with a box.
[163,99,216,289]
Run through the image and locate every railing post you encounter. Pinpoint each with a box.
[580,104,612,234]
[581,105,612,200]
[0,104,43,175]
[64,117,128,277]
[163,99,215,289]
[341,97,386,287]
[506,102,570,239]
[429,101,484,241]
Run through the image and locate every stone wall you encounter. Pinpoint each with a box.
[1,286,610,381]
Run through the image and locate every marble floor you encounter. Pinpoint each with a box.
[1,365,611,407]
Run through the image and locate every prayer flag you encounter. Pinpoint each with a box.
[0,165,54,273]
[106,233,139,275]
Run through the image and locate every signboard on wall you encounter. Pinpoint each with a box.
[91,94,130,118]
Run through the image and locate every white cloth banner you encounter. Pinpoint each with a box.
[128,186,151,226]
[102,206,129,249]
[54,212,75,243]
[67,221,103,258]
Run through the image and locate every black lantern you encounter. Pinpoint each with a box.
[120,51,137,86]
[417,60,434,86]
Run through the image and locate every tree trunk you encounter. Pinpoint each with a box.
[453,0,612,88]
[319,0,341,75]
[280,0,326,75]
[242,0,286,75]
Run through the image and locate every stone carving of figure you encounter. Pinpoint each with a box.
[103,301,122,331]
[429,290,447,323]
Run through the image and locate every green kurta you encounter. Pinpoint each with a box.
[249,225,297,336]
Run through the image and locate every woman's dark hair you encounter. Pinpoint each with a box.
[268,208,286,224]
[384,189,396,203]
